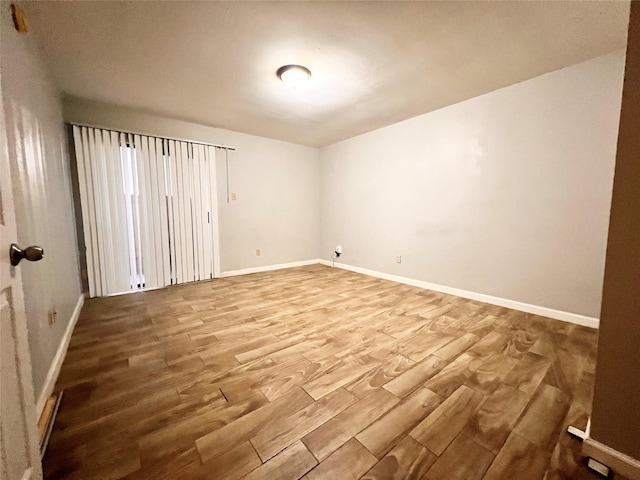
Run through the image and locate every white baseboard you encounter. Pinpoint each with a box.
[583,426,640,480]
[318,260,599,329]
[221,259,321,278]
[36,294,84,417]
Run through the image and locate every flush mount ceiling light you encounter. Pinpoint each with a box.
[277,65,312,90]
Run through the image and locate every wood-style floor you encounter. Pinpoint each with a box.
[43,264,620,479]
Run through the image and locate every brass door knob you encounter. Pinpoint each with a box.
[10,244,44,266]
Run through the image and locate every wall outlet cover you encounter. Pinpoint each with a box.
[47,308,57,325]
[586,458,610,478]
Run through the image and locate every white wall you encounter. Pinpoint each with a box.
[1,6,82,399]
[320,51,625,318]
[58,51,625,322]
[63,99,321,274]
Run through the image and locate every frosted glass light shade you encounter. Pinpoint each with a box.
[277,65,312,90]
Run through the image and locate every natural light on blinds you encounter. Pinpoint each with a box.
[72,126,222,297]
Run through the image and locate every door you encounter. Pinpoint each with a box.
[0,65,43,480]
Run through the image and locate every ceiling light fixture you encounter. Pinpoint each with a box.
[277,65,312,90]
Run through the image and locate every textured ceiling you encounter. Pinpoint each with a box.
[26,1,629,147]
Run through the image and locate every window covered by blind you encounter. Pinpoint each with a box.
[72,126,221,297]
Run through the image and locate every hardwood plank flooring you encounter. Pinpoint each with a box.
[242,442,317,480]
[423,434,494,480]
[42,264,626,479]
[382,355,445,398]
[361,436,437,479]
[302,438,377,480]
[409,385,485,456]
[250,387,356,462]
[463,384,530,454]
[302,388,399,461]
[355,388,442,459]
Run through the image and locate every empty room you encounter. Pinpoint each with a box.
[2,1,639,479]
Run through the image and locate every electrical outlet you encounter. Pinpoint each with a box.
[48,308,57,325]
[586,458,610,477]
[231,192,237,201]
[256,249,261,256]
[396,256,402,264]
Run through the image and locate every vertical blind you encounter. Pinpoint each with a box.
[72,126,222,298]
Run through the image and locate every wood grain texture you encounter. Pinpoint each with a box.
[409,385,485,455]
[467,331,510,360]
[504,351,552,396]
[251,387,356,461]
[356,388,441,458]
[240,441,317,480]
[199,441,261,480]
[483,432,550,480]
[302,388,399,461]
[424,434,494,480]
[463,353,518,395]
[382,355,445,398]
[513,383,571,451]
[423,352,483,398]
[301,438,377,480]
[196,387,314,463]
[361,436,436,480]
[302,357,380,400]
[41,265,604,479]
[433,332,479,361]
[463,383,529,454]
[397,332,454,362]
[344,354,415,399]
